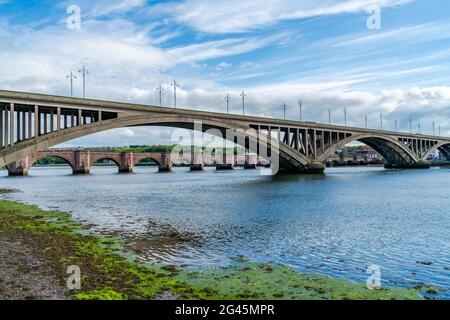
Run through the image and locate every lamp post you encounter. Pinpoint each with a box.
[156,84,164,107]
[344,107,347,126]
[66,71,77,97]
[171,80,179,108]
[78,65,89,99]
[225,93,231,114]
[240,91,246,115]
[298,100,303,121]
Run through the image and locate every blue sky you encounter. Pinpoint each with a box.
[1,0,450,146]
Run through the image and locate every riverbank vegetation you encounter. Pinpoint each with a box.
[0,196,424,300]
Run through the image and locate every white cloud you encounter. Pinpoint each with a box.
[215,62,232,71]
[0,18,287,99]
[334,22,450,47]
[167,33,289,63]
[61,0,147,18]
[174,0,411,34]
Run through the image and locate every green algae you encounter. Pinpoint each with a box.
[0,200,424,300]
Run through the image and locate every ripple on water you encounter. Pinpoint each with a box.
[1,166,449,297]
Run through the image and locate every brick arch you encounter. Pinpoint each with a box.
[131,155,162,167]
[29,151,76,169]
[90,155,123,168]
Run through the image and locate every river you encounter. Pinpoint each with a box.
[1,166,449,296]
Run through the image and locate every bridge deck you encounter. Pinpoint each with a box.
[1,90,448,141]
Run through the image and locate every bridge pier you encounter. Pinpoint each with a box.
[278,162,326,174]
[384,161,431,169]
[73,168,90,175]
[190,164,204,171]
[216,164,233,170]
[7,164,29,176]
[243,154,257,169]
[158,165,172,172]
[118,166,133,173]
[6,158,30,176]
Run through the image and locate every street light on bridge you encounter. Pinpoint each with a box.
[344,107,347,126]
[380,113,383,130]
[328,108,331,124]
[66,71,77,97]
[282,103,287,120]
[298,99,303,121]
[156,84,164,107]
[240,91,246,116]
[225,93,231,114]
[78,65,89,99]
[365,114,368,129]
[171,80,179,108]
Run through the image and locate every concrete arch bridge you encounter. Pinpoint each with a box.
[1,90,449,176]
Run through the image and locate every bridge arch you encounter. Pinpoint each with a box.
[422,142,450,161]
[30,153,75,170]
[91,157,121,168]
[317,133,420,166]
[2,114,311,173]
[132,157,161,167]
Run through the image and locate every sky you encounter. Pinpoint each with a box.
[1,0,450,147]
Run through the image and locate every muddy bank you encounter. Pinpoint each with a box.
[0,197,424,300]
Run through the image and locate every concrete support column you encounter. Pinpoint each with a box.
[118,152,133,173]
[21,111,26,141]
[5,106,9,146]
[34,105,39,138]
[16,111,20,142]
[0,106,3,148]
[73,150,90,174]
[57,107,61,130]
[216,150,233,170]
[78,109,82,126]
[43,112,48,135]
[7,157,30,176]
[190,152,204,171]
[159,152,172,172]
[244,154,257,169]
[10,103,14,146]
[50,110,54,132]
[27,110,32,139]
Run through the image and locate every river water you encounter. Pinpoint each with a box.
[0,166,449,296]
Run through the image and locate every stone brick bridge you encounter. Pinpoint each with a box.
[2,90,450,175]
[7,149,261,176]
